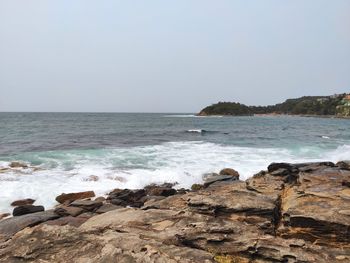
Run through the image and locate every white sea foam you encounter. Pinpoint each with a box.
[187,129,204,133]
[0,141,349,213]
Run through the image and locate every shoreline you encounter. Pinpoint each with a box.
[0,161,349,262]
[197,112,350,119]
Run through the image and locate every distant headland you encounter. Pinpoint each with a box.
[198,93,350,117]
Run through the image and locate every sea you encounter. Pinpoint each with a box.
[0,112,350,213]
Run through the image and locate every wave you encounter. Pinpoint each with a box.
[0,141,349,213]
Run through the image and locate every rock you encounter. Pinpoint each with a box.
[9,161,28,168]
[44,216,88,227]
[107,189,146,208]
[0,211,59,241]
[95,204,122,214]
[203,174,239,188]
[1,161,350,262]
[219,168,240,179]
[11,198,35,206]
[337,161,350,170]
[69,200,103,211]
[55,191,95,204]
[145,185,177,197]
[94,196,106,202]
[13,205,44,216]
[0,214,10,220]
[191,184,204,191]
[54,206,84,217]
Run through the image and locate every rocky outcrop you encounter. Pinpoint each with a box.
[0,162,349,262]
[55,191,96,204]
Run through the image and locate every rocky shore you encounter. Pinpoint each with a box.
[0,161,349,262]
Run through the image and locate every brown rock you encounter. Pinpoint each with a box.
[11,198,35,207]
[69,200,102,211]
[0,214,10,220]
[9,161,28,168]
[54,206,84,217]
[219,168,240,179]
[55,191,95,204]
[44,216,88,227]
[96,204,122,214]
[1,162,350,262]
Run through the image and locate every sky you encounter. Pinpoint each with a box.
[0,1,349,113]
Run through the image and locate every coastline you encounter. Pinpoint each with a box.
[197,112,350,119]
[1,161,349,262]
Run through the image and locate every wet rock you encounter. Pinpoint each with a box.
[55,191,95,204]
[337,161,350,170]
[70,200,103,212]
[0,211,59,241]
[107,189,146,208]
[9,161,28,168]
[191,184,204,191]
[219,168,240,179]
[11,198,35,207]
[145,185,177,197]
[13,205,44,216]
[54,205,84,217]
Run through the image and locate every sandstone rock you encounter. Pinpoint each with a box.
[108,189,146,208]
[337,160,350,170]
[145,185,177,197]
[54,205,84,217]
[191,183,204,191]
[219,168,240,178]
[95,204,122,214]
[0,214,10,220]
[11,198,35,206]
[1,161,350,262]
[70,200,102,211]
[203,174,238,188]
[55,191,95,204]
[9,161,28,168]
[13,205,44,216]
[94,196,106,202]
[0,211,59,241]
[45,216,88,227]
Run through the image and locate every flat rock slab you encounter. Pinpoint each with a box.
[55,191,95,204]
[0,211,59,241]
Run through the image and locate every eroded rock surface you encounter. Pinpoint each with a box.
[0,162,350,262]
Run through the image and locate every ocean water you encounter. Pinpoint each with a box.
[0,112,350,213]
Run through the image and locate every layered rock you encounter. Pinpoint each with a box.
[0,162,349,262]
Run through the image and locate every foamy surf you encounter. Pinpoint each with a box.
[0,141,349,214]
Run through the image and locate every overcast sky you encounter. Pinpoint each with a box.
[0,1,349,112]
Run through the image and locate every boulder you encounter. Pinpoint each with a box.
[69,200,103,211]
[203,174,239,188]
[11,198,35,207]
[55,191,95,204]
[54,206,84,217]
[145,185,177,197]
[191,184,204,191]
[96,204,122,214]
[107,189,146,208]
[219,168,240,179]
[9,161,28,168]
[337,161,350,170]
[13,205,44,216]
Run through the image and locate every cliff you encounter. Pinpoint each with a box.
[198,93,350,117]
[0,161,350,262]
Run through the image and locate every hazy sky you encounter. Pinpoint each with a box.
[0,1,349,112]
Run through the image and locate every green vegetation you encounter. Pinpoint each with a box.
[198,94,350,117]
